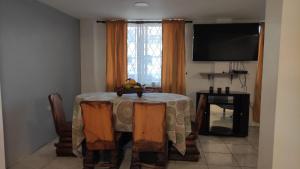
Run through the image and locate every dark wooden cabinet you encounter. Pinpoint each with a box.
[196,91,250,137]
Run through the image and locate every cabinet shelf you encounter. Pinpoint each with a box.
[197,91,250,137]
[200,72,236,79]
[200,71,248,82]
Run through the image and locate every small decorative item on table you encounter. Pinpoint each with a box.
[225,87,230,94]
[209,86,214,93]
[116,78,144,97]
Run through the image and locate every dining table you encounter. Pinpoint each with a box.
[72,92,195,157]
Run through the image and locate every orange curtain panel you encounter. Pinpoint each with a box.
[161,20,186,95]
[106,20,128,91]
[253,23,265,123]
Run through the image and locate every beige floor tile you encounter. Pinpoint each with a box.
[175,160,207,166]
[241,167,256,169]
[247,130,259,138]
[234,154,258,167]
[123,149,132,160]
[33,143,57,159]
[221,137,250,145]
[252,144,259,151]
[8,134,261,169]
[167,161,178,169]
[43,157,82,169]
[119,160,131,169]
[226,144,257,154]
[201,143,230,153]
[8,139,57,169]
[16,154,54,169]
[205,153,238,166]
[198,136,224,144]
[198,153,207,165]
[248,127,259,136]
[8,163,33,169]
[208,166,240,169]
[246,136,259,146]
[168,162,208,169]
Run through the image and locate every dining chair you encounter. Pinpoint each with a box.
[168,94,207,161]
[131,102,167,169]
[48,93,74,156]
[80,101,123,169]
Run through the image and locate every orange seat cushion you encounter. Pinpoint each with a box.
[133,103,166,151]
[80,102,114,145]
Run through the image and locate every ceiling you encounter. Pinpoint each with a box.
[38,0,265,21]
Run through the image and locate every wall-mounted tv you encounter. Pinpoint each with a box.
[193,23,260,61]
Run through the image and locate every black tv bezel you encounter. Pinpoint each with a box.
[192,23,260,62]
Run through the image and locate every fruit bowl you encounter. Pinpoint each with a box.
[116,79,144,97]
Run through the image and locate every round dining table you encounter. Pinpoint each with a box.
[72,92,195,156]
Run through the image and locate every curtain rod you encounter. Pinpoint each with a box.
[96,20,193,24]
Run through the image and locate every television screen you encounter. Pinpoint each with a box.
[193,23,260,61]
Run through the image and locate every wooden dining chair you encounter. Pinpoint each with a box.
[48,93,74,156]
[168,94,207,161]
[131,102,168,169]
[80,101,123,169]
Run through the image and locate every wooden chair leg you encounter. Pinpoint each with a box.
[131,151,140,169]
[157,152,167,168]
[157,140,168,168]
[110,150,118,169]
[83,150,95,169]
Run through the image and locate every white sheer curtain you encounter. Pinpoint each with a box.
[127,23,162,87]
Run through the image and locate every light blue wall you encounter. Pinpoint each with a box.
[0,0,81,166]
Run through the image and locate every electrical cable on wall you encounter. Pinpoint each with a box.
[238,62,248,91]
[228,62,247,91]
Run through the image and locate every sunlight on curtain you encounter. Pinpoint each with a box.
[127,23,162,87]
[253,23,265,123]
[161,20,186,94]
[106,21,127,91]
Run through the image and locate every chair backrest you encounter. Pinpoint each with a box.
[133,102,166,151]
[80,101,115,149]
[48,93,67,135]
[193,94,207,135]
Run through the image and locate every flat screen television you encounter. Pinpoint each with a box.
[193,23,260,61]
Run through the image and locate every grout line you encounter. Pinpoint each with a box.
[14,134,259,169]
[231,152,242,169]
[225,143,234,154]
[197,140,208,166]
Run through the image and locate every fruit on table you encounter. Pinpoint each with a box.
[126,78,137,85]
[129,79,136,85]
[133,85,141,89]
[122,78,143,91]
[117,78,144,97]
[124,83,131,89]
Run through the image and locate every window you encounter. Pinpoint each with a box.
[127,23,162,87]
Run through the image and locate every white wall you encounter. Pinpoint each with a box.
[80,19,106,92]
[257,0,282,168]
[0,0,80,166]
[258,0,300,168]
[0,85,5,169]
[185,24,258,125]
[271,0,300,168]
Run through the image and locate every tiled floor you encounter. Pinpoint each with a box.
[8,127,259,169]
